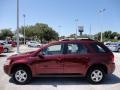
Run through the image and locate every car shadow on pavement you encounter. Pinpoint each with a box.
[30,77,89,86]
[9,74,120,86]
[103,74,120,84]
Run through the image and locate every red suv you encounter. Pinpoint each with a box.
[4,39,115,84]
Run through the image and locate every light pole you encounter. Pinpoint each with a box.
[23,14,26,45]
[98,8,106,42]
[16,0,20,53]
[75,19,79,37]
[89,24,91,38]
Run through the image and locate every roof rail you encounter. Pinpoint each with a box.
[59,37,93,41]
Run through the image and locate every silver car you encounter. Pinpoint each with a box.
[26,41,42,47]
[0,41,12,53]
[107,42,120,52]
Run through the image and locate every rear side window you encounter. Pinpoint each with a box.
[67,43,87,54]
[90,43,110,53]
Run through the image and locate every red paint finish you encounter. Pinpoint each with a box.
[0,45,4,54]
[4,39,115,78]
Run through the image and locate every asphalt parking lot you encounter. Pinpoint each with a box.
[0,45,120,90]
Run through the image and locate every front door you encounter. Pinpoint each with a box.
[35,43,64,74]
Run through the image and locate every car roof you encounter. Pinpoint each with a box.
[49,39,97,45]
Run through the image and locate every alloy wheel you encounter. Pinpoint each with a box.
[91,70,103,82]
[15,70,28,83]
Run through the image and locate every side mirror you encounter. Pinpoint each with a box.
[38,52,44,58]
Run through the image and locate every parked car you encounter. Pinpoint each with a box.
[4,39,115,84]
[107,42,120,52]
[0,45,4,54]
[26,41,42,47]
[104,42,111,47]
[0,41,12,53]
[7,41,17,47]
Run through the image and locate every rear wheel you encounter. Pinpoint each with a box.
[87,67,105,84]
[12,67,32,84]
[118,48,120,52]
[28,45,31,47]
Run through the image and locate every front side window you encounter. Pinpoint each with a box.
[67,43,87,54]
[42,44,63,55]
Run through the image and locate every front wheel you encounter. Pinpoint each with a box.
[12,67,32,84]
[87,67,105,84]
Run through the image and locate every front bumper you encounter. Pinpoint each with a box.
[4,65,11,76]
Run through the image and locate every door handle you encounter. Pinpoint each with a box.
[57,57,62,61]
[56,57,63,63]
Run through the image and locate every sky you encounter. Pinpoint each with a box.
[0,0,120,36]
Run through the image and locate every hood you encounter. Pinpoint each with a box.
[8,51,35,60]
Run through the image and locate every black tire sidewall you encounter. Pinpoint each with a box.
[118,48,120,52]
[12,67,32,85]
[4,48,8,53]
[87,67,105,84]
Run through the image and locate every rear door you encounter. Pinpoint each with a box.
[63,43,89,74]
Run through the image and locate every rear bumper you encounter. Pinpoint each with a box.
[107,63,115,74]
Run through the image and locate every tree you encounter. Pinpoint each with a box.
[19,23,59,42]
[94,32,101,41]
[110,32,119,39]
[103,31,112,40]
[95,30,120,41]
[0,29,14,40]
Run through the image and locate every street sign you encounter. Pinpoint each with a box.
[78,26,84,32]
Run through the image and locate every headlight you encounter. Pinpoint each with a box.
[4,59,11,65]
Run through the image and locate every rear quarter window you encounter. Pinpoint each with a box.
[90,43,111,53]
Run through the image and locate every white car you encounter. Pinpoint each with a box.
[27,41,42,47]
[0,41,12,53]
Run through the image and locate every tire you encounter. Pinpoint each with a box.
[37,45,40,48]
[86,67,105,84]
[4,48,8,53]
[118,48,120,52]
[28,45,31,47]
[12,67,32,85]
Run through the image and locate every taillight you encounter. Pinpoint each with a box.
[111,54,114,62]
[108,53,114,62]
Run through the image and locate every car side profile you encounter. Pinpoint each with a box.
[4,39,115,84]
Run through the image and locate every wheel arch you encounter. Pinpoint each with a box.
[10,63,32,76]
[86,64,108,76]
